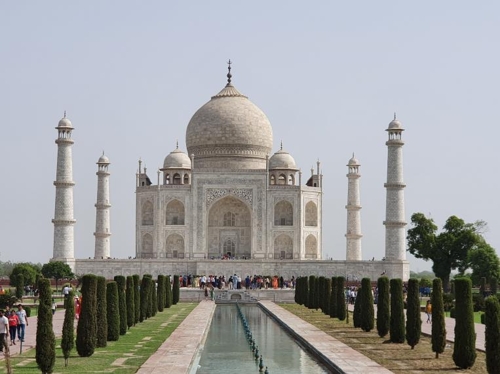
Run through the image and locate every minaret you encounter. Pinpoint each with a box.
[52,112,76,264]
[94,153,111,259]
[345,154,362,260]
[383,114,407,261]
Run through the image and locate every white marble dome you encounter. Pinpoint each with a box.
[347,154,359,166]
[186,82,273,169]
[163,148,191,169]
[97,153,110,164]
[269,148,297,170]
[388,117,403,130]
[57,115,72,128]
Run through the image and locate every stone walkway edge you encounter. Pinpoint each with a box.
[259,300,394,374]
[137,300,216,374]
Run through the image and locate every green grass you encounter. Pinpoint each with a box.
[2,302,197,373]
[445,310,483,324]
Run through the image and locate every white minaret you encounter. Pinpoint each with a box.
[94,153,111,259]
[383,114,407,261]
[345,154,362,260]
[52,112,76,264]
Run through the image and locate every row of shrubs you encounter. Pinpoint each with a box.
[35,274,181,373]
[295,276,500,371]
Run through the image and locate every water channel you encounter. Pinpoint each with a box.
[196,305,328,373]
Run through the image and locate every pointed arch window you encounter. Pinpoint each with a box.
[223,212,236,227]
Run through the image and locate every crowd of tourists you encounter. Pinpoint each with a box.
[0,304,29,351]
[176,274,296,290]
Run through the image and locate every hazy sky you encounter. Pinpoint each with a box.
[1,2,499,273]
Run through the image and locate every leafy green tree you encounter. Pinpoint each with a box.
[114,276,127,335]
[106,281,120,341]
[96,276,108,347]
[407,213,485,291]
[453,278,476,369]
[61,290,75,366]
[76,274,98,357]
[329,277,338,318]
[157,275,165,312]
[36,278,56,374]
[323,278,331,316]
[15,274,24,300]
[10,263,39,288]
[337,276,346,321]
[377,277,390,337]
[360,278,374,332]
[468,244,500,287]
[406,278,421,349]
[41,261,74,291]
[485,296,500,373]
[126,276,135,328]
[173,275,180,305]
[165,275,173,308]
[491,277,498,295]
[353,284,362,328]
[133,275,140,324]
[432,278,446,358]
[390,278,405,343]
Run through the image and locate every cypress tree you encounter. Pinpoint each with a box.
[140,275,149,321]
[314,275,320,310]
[491,277,498,296]
[165,275,173,308]
[145,275,153,318]
[76,274,98,357]
[157,275,165,312]
[308,276,316,309]
[294,277,301,304]
[61,289,75,367]
[406,278,421,349]
[318,276,325,312]
[390,278,405,343]
[126,276,135,328]
[106,281,120,341]
[360,278,374,332]
[114,275,127,335]
[337,276,346,321]
[323,278,331,316]
[150,278,157,316]
[96,276,108,347]
[35,278,56,374]
[376,277,390,338]
[353,283,362,328]
[432,278,446,358]
[133,274,140,324]
[173,275,180,305]
[485,296,500,373]
[15,274,24,300]
[329,277,337,318]
[453,278,476,369]
[303,277,309,307]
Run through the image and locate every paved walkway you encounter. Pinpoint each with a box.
[137,300,216,374]
[347,304,486,352]
[260,300,394,374]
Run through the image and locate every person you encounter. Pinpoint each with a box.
[16,304,28,342]
[75,297,81,320]
[51,299,57,315]
[0,310,8,352]
[425,300,432,323]
[62,285,70,299]
[8,310,19,345]
[204,286,209,300]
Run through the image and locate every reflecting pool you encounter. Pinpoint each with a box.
[196,305,328,373]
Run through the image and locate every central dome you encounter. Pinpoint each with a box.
[186,81,273,169]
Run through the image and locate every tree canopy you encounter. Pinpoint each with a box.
[407,213,498,291]
[10,262,40,286]
[41,261,74,290]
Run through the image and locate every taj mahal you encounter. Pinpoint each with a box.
[51,63,410,281]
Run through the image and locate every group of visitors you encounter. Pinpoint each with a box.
[0,304,28,351]
[177,274,295,290]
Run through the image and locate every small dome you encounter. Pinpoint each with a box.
[57,115,73,128]
[347,154,359,166]
[97,153,110,164]
[269,148,297,170]
[387,114,404,131]
[163,148,191,169]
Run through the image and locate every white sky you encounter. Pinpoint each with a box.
[1,2,499,273]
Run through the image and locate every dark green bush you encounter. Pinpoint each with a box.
[337,276,346,321]
[157,275,165,312]
[314,276,320,310]
[106,281,120,341]
[318,276,325,312]
[36,278,56,373]
[390,278,405,343]
[140,275,150,321]
[353,284,362,328]
[114,275,127,335]
[133,274,140,324]
[173,275,180,305]
[96,276,108,347]
[24,305,31,317]
[481,313,486,325]
[15,274,24,300]
[450,307,456,318]
[330,277,338,318]
[165,275,172,308]
[452,278,476,369]
[360,278,374,332]
[61,290,75,366]
[151,279,158,316]
[432,278,447,358]
[442,293,455,311]
[490,277,498,295]
[308,276,315,309]
[126,276,135,328]
[323,278,331,316]
[76,274,97,357]
[485,296,500,373]
[406,278,421,349]
[377,277,390,338]
[473,293,485,312]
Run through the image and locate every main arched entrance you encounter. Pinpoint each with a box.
[208,196,251,259]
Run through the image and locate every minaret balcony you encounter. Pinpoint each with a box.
[345,205,362,210]
[384,182,406,189]
[385,139,405,146]
[53,181,75,187]
[52,219,76,224]
[383,220,407,227]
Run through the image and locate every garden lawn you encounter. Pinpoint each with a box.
[444,310,483,324]
[3,302,197,373]
[281,304,488,374]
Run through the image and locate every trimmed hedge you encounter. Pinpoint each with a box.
[126,276,135,328]
[377,277,390,338]
[330,277,338,318]
[485,296,500,373]
[353,284,362,328]
[157,275,165,312]
[151,278,158,316]
[76,274,98,357]
[96,276,108,347]
[406,278,421,349]
[432,278,446,358]
[323,278,331,316]
[360,278,374,332]
[165,275,173,308]
[114,275,127,335]
[308,276,316,309]
[390,278,405,343]
[453,278,476,369]
[173,275,180,305]
[337,276,346,321]
[35,278,56,374]
[61,289,75,366]
[106,281,120,341]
